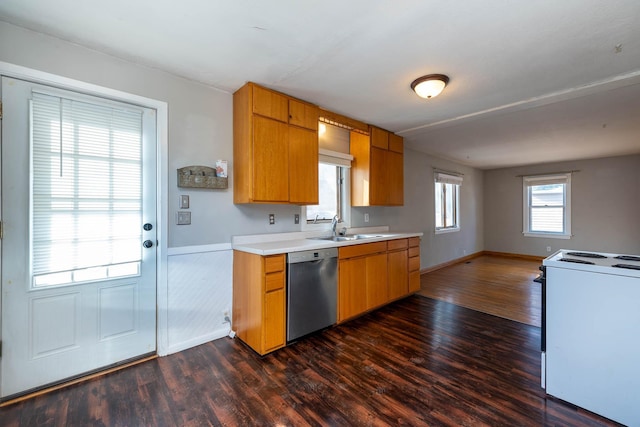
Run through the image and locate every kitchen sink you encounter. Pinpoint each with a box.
[308,233,395,242]
[308,235,361,242]
[352,233,395,239]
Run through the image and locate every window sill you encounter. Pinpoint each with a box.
[523,232,571,240]
[435,227,460,235]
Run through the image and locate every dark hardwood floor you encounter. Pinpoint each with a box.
[1,296,619,426]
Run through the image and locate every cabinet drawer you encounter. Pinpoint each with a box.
[339,241,387,259]
[387,238,408,251]
[409,256,421,272]
[264,255,285,273]
[265,271,285,293]
[408,247,420,258]
[409,237,420,247]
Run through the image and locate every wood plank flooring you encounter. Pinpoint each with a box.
[419,254,542,327]
[1,296,619,426]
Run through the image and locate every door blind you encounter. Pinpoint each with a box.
[30,91,143,287]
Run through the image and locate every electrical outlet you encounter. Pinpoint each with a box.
[294,214,300,224]
[176,211,191,225]
[222,309,231,324]
[364,213,370,223]
[546,246,552,252]
[269,213,275,225]
[179,194,189,209]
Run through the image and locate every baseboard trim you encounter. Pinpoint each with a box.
[420,251,543,274]
[421,251,484,274]
[482,251,545,262]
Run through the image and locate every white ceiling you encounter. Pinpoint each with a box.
[2,0,640,169]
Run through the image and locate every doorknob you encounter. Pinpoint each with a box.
[143,240,154,248]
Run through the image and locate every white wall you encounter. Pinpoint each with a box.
[484,154,640,256]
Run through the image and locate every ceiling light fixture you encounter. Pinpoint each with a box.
[411,74,450,99]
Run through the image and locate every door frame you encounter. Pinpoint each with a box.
[0,61,170,365]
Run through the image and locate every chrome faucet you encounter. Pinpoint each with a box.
[331,214,339,236]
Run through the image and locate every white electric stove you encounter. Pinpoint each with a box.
[541,249,640,427]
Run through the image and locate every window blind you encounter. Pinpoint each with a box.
[318,148,352,168]
[434,172,463,186]
[31,91,143,286]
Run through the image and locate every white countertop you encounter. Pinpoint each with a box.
[232,227,423,255]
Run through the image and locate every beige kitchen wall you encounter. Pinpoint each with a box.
[484,154,640,256]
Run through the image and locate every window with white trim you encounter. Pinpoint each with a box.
[303,148,351,229]
[523,173,571,239]
[435,172,462,233]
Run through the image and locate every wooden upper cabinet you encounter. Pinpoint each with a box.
[252,85,289,122]
[233,82,319,204]
[371,126,389,150]
[252,116,289,202]
[350,126,404,206]
[387,149,404,206]
[389,133,404,153]
[289,126,318,204]
[289,99,319,131]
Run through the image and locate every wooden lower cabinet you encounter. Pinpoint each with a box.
[388,248,408,300]
[338,239,416,322]
[408,237,421,292]
[338,257,368,321]
[366,253,388,309]
[232,251,286,355]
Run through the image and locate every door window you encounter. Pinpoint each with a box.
[31,91,144,287]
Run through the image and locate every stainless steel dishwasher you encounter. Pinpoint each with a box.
[287,247,338,342]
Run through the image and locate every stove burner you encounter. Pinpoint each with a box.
[565,252,607,259]
[559,258,595,265]
[614,255,640,262]
[612,264,640,271]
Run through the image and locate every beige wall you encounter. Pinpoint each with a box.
[484,154,640,256]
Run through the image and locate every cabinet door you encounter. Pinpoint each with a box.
[289,99,319,130]
[366,253,388,309]
[263,288,285,352]
[252,85,289,122]
[339,257,367,322]
[409,270,421,293]
[369,146,388,205]
[388,249,408,300]
[387,150,404,206]
[388,133,404,153]
[253,116,289,202]
[370,127,389,150]
[289,126,318,205]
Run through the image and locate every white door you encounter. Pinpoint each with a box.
[0,77,157,399]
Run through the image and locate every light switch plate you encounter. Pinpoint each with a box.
[180,195,189,209]
[177,211,191,225]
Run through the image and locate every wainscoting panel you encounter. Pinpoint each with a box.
[163,244,233,355]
